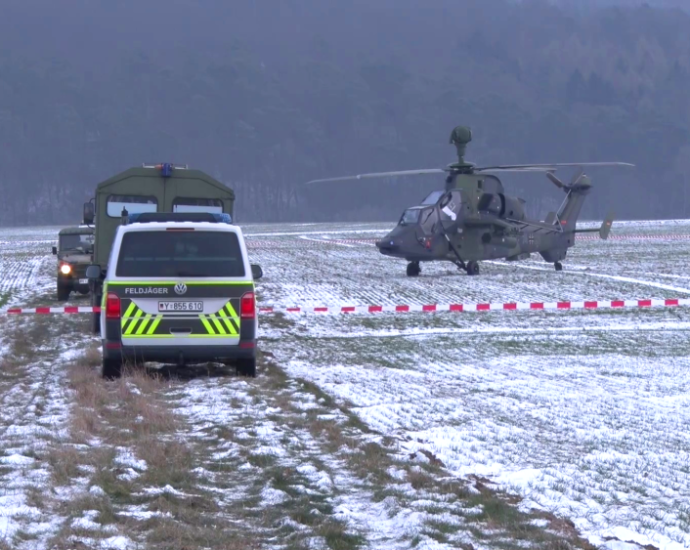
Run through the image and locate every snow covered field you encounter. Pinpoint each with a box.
[0,220,688,549]
[247,220,690,550]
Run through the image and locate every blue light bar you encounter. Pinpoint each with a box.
[127,212,233,224]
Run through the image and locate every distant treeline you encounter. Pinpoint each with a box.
[0,0,689,225]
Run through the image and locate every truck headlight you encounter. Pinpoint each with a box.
[60,264,72,275]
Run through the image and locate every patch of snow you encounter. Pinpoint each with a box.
[0,453,35,465]
[89,485,107,497]
[261,486,289,506]
[114,448,147,471]
[99,535,135,549]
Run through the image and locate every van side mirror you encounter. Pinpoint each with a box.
[86,265,102,280]
[251,264,263,280]
[83,202,95,225]
[52,246,57,255]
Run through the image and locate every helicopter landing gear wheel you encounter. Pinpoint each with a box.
[466,261,479,276]
[554,261,563,272]
[406,262,421,277]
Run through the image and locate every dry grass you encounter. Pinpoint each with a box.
[68,358,177,442]
[144,516,257,550]
[46,444,84,486]
[138,440,194,488]
[44,350,263,549]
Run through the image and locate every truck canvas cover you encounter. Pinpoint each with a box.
[92,165,235,268]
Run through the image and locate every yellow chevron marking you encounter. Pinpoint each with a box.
[217,303,238,335]
[121,302,137,331]
[225,302,241,331]
[135,314,152,335]
[218,311,236,335]
[125,308,144,335]
[208,313,227,335]
[147,315,163,335]
[199,314,215,335]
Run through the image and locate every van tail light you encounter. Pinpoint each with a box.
[240,292,256,319]
[105,292,121,319]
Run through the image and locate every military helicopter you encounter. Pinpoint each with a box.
[307,126,634,277]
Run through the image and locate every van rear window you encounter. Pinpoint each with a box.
[116,231,245,278]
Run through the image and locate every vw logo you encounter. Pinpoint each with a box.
[174,282,188,295]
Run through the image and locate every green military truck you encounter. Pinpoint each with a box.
[84,163,235,334]
[52,226,95,301]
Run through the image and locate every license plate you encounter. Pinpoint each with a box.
[78,278,89,285]
[158,301,203,312]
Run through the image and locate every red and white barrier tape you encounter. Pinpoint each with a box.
[4,306,102,315]
[259,298,690,314]
[3,298,689,316]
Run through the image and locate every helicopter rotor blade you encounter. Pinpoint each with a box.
[306,162,635,184]
[477,162,635,173]
[570,166,585,186]
[306,168,447,185]
[477,167,557,173]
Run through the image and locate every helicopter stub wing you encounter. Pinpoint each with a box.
[306,168,446,185]
[463,217,515,230]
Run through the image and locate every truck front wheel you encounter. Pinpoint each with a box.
[57,280,70,301]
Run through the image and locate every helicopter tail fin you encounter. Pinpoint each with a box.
[557,180,591,231]
[544,212,557,225]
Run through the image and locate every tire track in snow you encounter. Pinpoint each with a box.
[0,316,89,545]
[274,304,690,550]
[267,320,690,340]
[489,260,690,295]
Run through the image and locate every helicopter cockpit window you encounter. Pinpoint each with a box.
[439,191,462,221]
[420,207,438,234]
[400,208,421,225]
[421,190,445,205]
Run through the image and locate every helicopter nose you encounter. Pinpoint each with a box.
[376,239,399,253]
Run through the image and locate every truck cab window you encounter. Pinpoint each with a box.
[60,234,94,251]
[173,198,224,213]
[107,195,158,217]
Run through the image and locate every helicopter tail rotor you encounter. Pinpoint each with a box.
[546,166,587,192]
[546,172,566,190]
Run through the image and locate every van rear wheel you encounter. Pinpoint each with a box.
[237,358,256,378]
[91,293,102,335]
[102,358,122,379]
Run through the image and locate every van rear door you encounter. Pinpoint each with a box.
[108,228,254,347]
